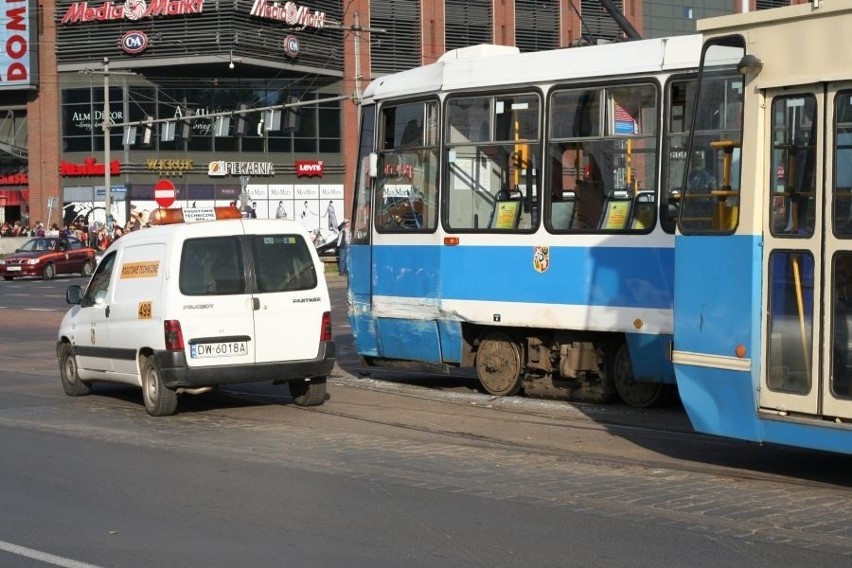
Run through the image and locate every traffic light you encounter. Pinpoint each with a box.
[141,116,154,146]
[284,96,300,132]
[235,103,248,136]
[180,109,193,140]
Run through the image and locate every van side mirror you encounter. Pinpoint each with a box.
[94,289,108,305]
[66,285,82,305]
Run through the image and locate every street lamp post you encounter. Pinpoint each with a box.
[102,57,112,230]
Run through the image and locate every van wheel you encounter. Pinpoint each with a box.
[3,276,12,281]
[141,356,178,416]
[289,377,327,406]
[59,343,90,396]
[43,263,56,280]
[81,260,95,277]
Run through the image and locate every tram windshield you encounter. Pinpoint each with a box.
[374,101,440,232]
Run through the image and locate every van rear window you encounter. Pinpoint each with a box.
[180,237,245,296]
[252,234,317,292]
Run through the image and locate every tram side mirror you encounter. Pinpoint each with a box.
[368,152,378,178]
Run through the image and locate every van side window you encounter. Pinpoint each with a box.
[180,237,245,296]
[251,234,317,292]
[82,252,116,307]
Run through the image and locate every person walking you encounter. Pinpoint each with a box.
[337,219,350,276]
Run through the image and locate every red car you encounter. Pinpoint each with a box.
[0,236,97,281]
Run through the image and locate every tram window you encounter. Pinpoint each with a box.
[551,90,600,138]
[546,84,657,233]
[767,250,814,395]
[679,59,744,235]
[662,78,699,233]
[375,101,440,232]
[769,95,817,237]
[445,92,541,232]
[351,104,376,245]
[833,92,852,236]
[832,253,852,398]
[447,96,491,143]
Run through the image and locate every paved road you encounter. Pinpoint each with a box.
[0,274,851,567]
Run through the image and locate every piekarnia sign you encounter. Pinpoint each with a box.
[61,0,206,24]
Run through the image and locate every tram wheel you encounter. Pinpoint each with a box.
[475,332,523,396]
[611,342,670,408]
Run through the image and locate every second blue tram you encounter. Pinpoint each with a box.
[348,36,706,407]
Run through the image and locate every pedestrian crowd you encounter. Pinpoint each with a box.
[2,206,351,275]
[0,209,149,252]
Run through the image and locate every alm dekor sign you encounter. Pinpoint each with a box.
[208,161,275,176]
[60,0,206,24]
[70,109,123,133]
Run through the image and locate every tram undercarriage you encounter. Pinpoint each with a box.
[465,326,673,408]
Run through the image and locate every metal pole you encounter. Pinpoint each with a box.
[103,57,112,230]
[598,0,642,40]
[353,11,362,102]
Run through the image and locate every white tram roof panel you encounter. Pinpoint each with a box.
[362,35,703,102]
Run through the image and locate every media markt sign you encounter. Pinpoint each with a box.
[61,0,206,25]
[208,161,275,176]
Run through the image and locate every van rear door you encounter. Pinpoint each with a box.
[178,232,256,367]
[249,233,329,364]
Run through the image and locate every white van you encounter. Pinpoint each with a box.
[56,210,335,416]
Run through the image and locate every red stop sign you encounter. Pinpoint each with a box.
[154,179,176,208]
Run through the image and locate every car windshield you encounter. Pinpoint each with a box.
[19,238,56,252]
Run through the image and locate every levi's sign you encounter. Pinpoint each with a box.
[61,0,206,25]
[295,160,323,177]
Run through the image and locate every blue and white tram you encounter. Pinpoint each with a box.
[673,1,852,453]
[348,35,705,407]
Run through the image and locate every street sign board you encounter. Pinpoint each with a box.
[154,179,176,208]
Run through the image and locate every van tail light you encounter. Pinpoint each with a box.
[321,311,332,342]
[164,320,185,351]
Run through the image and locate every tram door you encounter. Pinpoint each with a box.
[760,84,852,420]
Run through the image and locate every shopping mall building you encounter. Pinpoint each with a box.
[0,0,796,230]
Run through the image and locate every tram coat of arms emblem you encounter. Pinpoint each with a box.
[533,246,550,273]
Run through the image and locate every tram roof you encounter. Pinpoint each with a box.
[362,34,703,102]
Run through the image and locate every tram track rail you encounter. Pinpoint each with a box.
[212,375,852,555]
[221,373,852,494]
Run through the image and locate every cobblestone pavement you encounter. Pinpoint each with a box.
[4,272,851,557]
[3,376,851,557]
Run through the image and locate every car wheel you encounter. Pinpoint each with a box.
[43,263,56,280]
[3,276,12,281]
[141,356,178,416]
[289,377,327,406]
[81,260,95,277]
[59,342,91,396]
